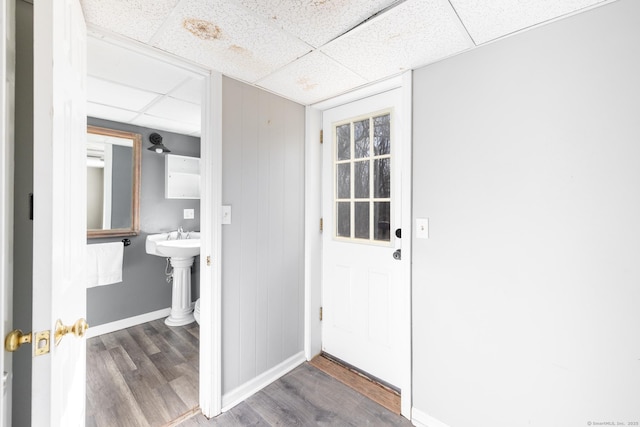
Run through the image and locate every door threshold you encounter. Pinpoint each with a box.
[162,406,200,427]
[309,353,400,414]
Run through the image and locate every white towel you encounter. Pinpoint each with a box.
[86,242,123,287]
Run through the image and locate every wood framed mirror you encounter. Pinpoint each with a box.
[87,125,141,238]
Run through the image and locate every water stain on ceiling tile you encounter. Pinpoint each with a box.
[183,18,222,41]
[229,44,251,56]
[297,77,318,91]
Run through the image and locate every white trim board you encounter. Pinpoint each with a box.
[411,408,452,427]
[84,31,223,419]
[221,352,306,413]
[85,307,171,338]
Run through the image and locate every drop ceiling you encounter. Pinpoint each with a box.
[83,0,616,136]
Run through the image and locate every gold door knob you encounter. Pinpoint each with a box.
[4,329,32,352]
[54,318,89,346]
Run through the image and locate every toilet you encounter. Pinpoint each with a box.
[194,298,200,324]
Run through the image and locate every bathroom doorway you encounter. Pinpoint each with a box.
[84,32,221,423]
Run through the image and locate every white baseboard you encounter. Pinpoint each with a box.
[85,307,171,338]
[411,407,451,427]
[221,351,306,412]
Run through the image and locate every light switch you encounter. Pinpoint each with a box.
[184,209,194,219]
[416,218,429,239]
[222,205,232,225]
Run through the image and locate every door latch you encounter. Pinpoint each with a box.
[4,329,51,355]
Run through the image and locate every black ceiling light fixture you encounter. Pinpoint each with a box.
[148,132,171,154]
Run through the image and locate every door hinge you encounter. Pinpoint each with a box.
[320,218,323,232]
[320,307,323,321]
[320,130,323,144]
[206,256,211,266]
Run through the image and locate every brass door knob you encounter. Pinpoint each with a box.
[4,329,32,352]
[54,318,89,346]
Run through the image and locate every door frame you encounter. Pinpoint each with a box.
[304,72,413,418]
[0,0,15,424]
[83,27,224,418]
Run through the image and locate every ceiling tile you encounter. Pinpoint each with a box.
[257,50,368,105]
[87,103,139,123]
[450,0,609,44]
[87,37,196,95]
[80,0,181,43]
[234,0,400,48]
[170,78,205,105]
[87,77,160,112]
[145,97,201,126]
[322,0,474,82]
[150,0,312,83]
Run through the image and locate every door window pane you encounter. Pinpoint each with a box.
[333,110,392,244]
[374,158,390,198]
[337,124,350,161]
[354,160,369,199]
[354,119,370,159]
[354,202,370,239]
[374,114,390,156]
[337,202,350,237]
[374,202,390,242]
[337,163,350,199]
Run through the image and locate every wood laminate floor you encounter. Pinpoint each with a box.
[86,319,200,427]
[87,320,412,426]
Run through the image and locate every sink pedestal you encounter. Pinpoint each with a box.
[165,256,195,326]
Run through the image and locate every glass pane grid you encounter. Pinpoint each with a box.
[333,112,392,244]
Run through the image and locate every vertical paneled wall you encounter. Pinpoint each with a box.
[221,77,305,394]
[411,1,640,426]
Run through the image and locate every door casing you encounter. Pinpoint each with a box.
[304,73,413,418]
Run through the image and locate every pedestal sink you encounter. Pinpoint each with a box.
[146,231,200,326]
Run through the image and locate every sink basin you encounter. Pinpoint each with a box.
[146,231,201,259]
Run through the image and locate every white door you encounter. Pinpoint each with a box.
[1,0,15,424]
[321,88,405,388]
[32,0,87,425]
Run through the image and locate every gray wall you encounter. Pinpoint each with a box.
[12,2,33,426]
[411,1,640,426]
[86,117,201,326]
[221,77,305,394]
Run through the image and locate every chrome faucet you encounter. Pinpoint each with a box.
[177,226,184,240]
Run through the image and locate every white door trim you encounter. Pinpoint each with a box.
[0,0,15,424]
[304,72,413,418]
[84,29,223,418]
[199,71,223,418]
[304,106,322,360]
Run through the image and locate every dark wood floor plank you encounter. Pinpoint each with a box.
[128,323,162,356]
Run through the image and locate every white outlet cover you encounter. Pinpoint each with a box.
[184,208,195,219]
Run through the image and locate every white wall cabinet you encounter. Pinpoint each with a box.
[165,154,200,199]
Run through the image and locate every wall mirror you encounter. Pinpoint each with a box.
[87,125,141,238]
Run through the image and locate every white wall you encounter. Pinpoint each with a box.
[411,1,640,426]
[221,77,305,394]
